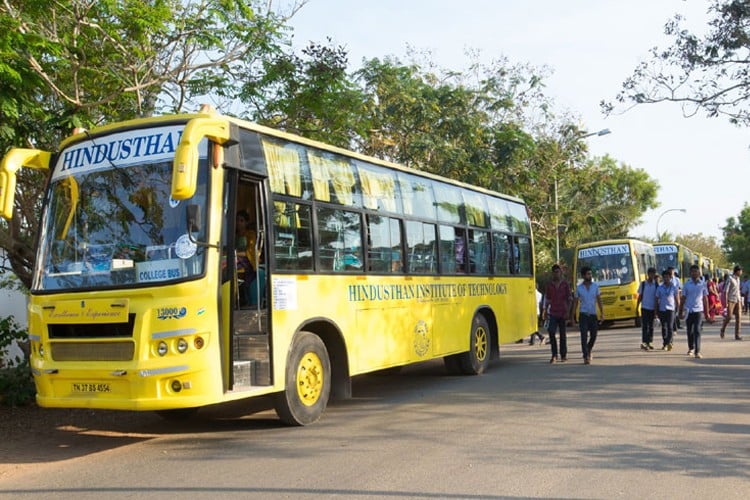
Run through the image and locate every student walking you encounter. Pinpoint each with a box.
[572,266,604,365]
[636,267,659,350]
[542,264,572,363]
[720,265,743,340]
[655,269,680,350]
[680,264,709,359]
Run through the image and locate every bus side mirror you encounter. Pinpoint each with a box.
[0,148,51,220]
[171,117,232,200]
[186,204,201,233]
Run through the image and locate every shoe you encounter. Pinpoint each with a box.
[647,343,655,350]
[584,357,591,365]
[667,344,673,351]
[661,345,668,351]
[640,343,648,350]
[695,352,703,359]
[687,349,694,356]
[549,356,556,364]
[736,336,743,341]
[539,335,546,345]
[560,357,567,362]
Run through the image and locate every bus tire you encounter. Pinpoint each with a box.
[274,331,331,426]
[459,315,491,375]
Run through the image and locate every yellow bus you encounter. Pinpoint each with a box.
[0,107,537,425]
[654,242,694,282]
[572,239,656,326]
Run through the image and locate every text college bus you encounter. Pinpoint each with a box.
[572,239,656,327]
[0,107,537,425]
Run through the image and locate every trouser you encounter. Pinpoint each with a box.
[547,315,567,359]
[721,301,742,337]
[641,308,655,344]
[579,313,598,359]
[686,312,703,354]
[659,310,675,346]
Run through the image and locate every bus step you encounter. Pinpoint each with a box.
[253,360,270,386]
[233,360,256,386]
[233,309,267,335]
[233,335,269,361]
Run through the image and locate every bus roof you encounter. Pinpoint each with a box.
[57,110,526,206]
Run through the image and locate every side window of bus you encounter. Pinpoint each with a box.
[405,220,436,274]
[492,233,511,275]
[317,207,363,272]
[469,230,491,274]
[272,201,313,271]
[516,236,532,275]
[440,226,467,274]
[367,215,403,273]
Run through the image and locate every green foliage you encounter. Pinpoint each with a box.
[607,0,750,125]
[722,203,750,268]
[676,233,729,267]
[0,0,293,288]
[0,316,35,407]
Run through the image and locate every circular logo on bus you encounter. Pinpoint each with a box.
[175,234,197,259]
[413,320,431,357]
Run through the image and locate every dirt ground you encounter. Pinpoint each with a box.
[0,396,278,483]
[0,403,167,482]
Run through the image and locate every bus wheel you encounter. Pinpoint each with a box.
[274,331,331,426]
[459,315,491,375]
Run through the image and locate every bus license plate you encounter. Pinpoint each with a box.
[71,382,111,393]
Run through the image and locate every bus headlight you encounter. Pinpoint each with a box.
[157,341,168,356]
[177,338,188,354]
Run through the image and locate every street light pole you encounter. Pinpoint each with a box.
[655,208,687,240]
[554,128,611,263]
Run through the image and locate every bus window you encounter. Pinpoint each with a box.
[367,215,403,273]
[469,230,491,274]
[399,174,436,219]
[433,183,463,224]
[405,220,436,273]
[272,202,313,271]
[439,226,468,274]
[492,233,511,275]
[516,236,533,275]
[316,207,363,272]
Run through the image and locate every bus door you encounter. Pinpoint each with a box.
[227,172,271,390]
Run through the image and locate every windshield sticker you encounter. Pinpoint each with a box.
[135,259,185,283]
[174,234,197,259]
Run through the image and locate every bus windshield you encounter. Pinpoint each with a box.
[575,244,635,286]
[33,125,209,292]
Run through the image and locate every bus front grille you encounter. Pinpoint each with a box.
[601,296,617,305]
[50,341,135,361]
[48,314,136,339]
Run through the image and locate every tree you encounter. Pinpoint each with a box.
[606,0,750,125]
[240,39,370,149]
[722,203,750,267]
[676,233,729,267]
[0,0,302,288]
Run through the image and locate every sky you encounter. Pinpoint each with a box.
[286,0,749,242]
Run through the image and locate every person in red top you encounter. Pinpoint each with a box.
[542,264,573,363]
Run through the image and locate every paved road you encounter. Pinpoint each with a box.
[2,320,750,499]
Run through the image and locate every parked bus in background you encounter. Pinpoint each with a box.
[0,107,538,425]
[700,255,715,280]
[573,239,656,327]
[654,242,695,282]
